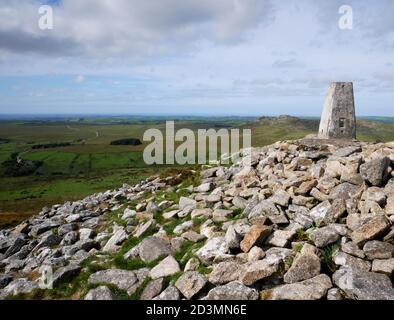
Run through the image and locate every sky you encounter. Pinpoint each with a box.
[0,0,393,116]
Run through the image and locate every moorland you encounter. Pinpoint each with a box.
[0,114,393,229]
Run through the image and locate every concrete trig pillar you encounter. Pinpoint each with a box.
[318,82,356,139]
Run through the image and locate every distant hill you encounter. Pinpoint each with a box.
[250,115,394,146]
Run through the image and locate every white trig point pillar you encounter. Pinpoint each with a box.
[318,82,356,139]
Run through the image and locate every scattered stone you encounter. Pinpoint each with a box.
[140,278,165,300]
[333,267,394,300]
[196,237,228,265]
[153,286,180,300]
[0,279,38,299]
[240,258,280,285]
[333,251,371,272]
[283,247,320,283]
[196,182,214,193]
[209,262,245,285]
[206,281,259,300]
[89,269,138,295]
[351,216,391,245]
[103,229,127,252]
[248,246,265,262]
[372,258,394,276]
[327,288,344,300]
[85,286,115,300]
[149,256,180,279]
[310,226,340,248]
[213,209,233,222]
[270,190,291,207]
[261,274,332,300]
[329,183,361,201]
[341,241,365,259]
[240,224,272,253]
[363,241,394,260]
[267,230,295,248]
[138,237,171,263]
[225,224,242,250]
[122,208,136,220]
[175,271,207,299]
[179,197,197,211]
[173,221,194,235]
[0,274,13,289]
[360,157,391,187]
[53,265,82,286]
[133,220,155,238]
[184,258,200,272]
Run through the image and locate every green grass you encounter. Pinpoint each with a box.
[321,244,340,274]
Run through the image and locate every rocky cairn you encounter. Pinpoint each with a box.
[1,139,394,300]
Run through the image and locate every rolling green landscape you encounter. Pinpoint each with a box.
[0,115,394,229]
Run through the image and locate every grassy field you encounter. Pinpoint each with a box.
[0,115,393,229]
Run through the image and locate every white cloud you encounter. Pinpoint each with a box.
[0,0,273,59]
[74,75,85,83]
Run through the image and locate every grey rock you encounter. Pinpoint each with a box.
[341,241,365,259]
[240,258,281,285]
[89,269,138,295]
[206,281,259,300]
[85,286,115,300]
[103,229,127,252]
[265,247,295,265]
[153,286,180,300]
[196,237,228,265]
[53,265,82,287]
[310,226,340,248]
[248,200,287,224]
[141,278,165,300]
[175,271,207,299]
[225,225,242,250]
[58,223,78,237]
[351,215,391,245]
[333,251,371,272]
[209,262,245,285]
[212,209,233,222]
[232,196,248,209]
[327,288,344,300]
[196,182,214,193]
[0,279,38,299]
[372,258,394,276]
[179,197,197,211]
[333,267,394,300]
[0,274,13,289]
[173,220,194,235]
[363,241,394,260]
[139,237,171,263]
[61,231,78,246]
[360,157,391,187]
[146,201,160,213]
[79,228,95,240]
[3,237,27,258]
[248,246,265,262]
[270,190,291,207]
[309,201,331,224]
[284,248,321,283]
[30,222,60,237]
[261,274,332,300]
[267,230,295,248]
[329,183,361,201]
[35,233,61,251]
[333,146,362,157]
[149,256,180,280]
